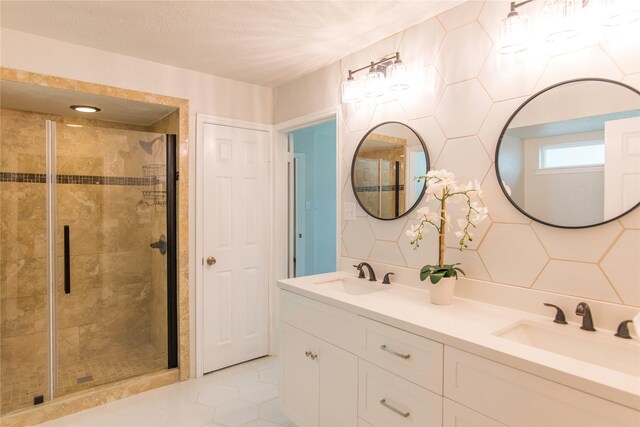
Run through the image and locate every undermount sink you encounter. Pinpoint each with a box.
[494,320,640,376]
[313,276,384,296]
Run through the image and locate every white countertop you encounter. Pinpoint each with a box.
[277,271,640,411]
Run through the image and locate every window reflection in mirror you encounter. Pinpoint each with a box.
[352,122,429,220]
[497,79,640,228]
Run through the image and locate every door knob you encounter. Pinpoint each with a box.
[206,256,217,266]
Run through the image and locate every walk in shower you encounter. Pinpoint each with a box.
[0,81,178,415]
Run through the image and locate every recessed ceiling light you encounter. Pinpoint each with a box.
[70,105,101,113]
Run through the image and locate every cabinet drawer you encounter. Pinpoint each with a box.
[359,316,443,394]
[444,346,640,427]
[359,360,442,427]
[280,290,358,353]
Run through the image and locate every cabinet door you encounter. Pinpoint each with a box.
[443,398,505,427]
[280,323,319,427]
[318,339,358,427]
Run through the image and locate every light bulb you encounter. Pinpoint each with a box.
[341,75,361,103]
[498,12,531,54]
[387,56,410,91]
[601,0,640,26]
[364,63,385,98]
[540,0,582,43]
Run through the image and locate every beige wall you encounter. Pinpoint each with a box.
[273,63,341,123]
[274,1,640,311]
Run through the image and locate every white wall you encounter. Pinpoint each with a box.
[1,27,273,376]
[273,0,640,313]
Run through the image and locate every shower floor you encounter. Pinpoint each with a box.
[1,344,166,415]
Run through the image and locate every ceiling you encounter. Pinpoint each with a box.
[0,80,177,126]
[0,1,462,88]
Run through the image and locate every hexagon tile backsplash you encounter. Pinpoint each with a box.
[335,1,640,308]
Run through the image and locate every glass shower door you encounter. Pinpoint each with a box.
[354,157,381,217]
[54,124,174,396]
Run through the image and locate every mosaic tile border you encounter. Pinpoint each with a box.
[354,184,406,192]
[0,172,157,186]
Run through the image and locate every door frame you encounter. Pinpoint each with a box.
[272,107,342,353]
[293,153,306,277]
[195,114,272,377]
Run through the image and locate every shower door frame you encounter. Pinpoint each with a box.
[44,122,179,401]
[45,120,58,398]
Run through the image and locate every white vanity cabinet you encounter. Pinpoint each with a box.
[278,287,640,427]
[443,399,506,427]
[279,291,359,427]
[443,347,640,427]
[280,323,358,427]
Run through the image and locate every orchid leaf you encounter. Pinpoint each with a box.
[430,271,446,284]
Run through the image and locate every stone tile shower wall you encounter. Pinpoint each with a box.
[335,1,640,307]
[0,109,50,407]
[0,108,169,411]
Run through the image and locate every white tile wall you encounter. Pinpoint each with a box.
[274,0,640,310]
[435,22,492,84]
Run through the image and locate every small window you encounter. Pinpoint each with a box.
[539,140,604,169]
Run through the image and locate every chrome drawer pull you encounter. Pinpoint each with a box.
[379,399,410,418]
[380,344,410,359]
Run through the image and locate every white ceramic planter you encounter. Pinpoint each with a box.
[429,276,456,305]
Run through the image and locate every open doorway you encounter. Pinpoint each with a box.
[289,120,337,277]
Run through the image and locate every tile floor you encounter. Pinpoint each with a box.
[2,344,166,415]
[37,356,289,427]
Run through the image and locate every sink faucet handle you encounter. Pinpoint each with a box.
[353,264,365,279]
[382,272,394,285]
[575,302,596,331]
[543,303,568,324]
[615,320,633,339]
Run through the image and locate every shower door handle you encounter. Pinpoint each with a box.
[64,225,71,294]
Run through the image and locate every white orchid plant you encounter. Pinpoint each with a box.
[406,169,488,284]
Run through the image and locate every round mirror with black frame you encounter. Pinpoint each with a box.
[351,121,429,220]
[495,78,640,229]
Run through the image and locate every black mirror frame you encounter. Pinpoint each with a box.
[495,77,640,229]
[351,121,430,221]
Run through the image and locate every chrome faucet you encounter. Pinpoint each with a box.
[355,262,377,282]
[575,302,596,331]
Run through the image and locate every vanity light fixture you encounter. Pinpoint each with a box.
[341,52,410,104]
[498,0,533,54]
[364,62,385,98]
[386,53,409,91]
[65,123,83,128]
[496,0,635,54]
[70,105,101,113]
[601,0,640,26]
[540,0,584,42]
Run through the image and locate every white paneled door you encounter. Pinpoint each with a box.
[202,123,269,373]
[604,116,640,219]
